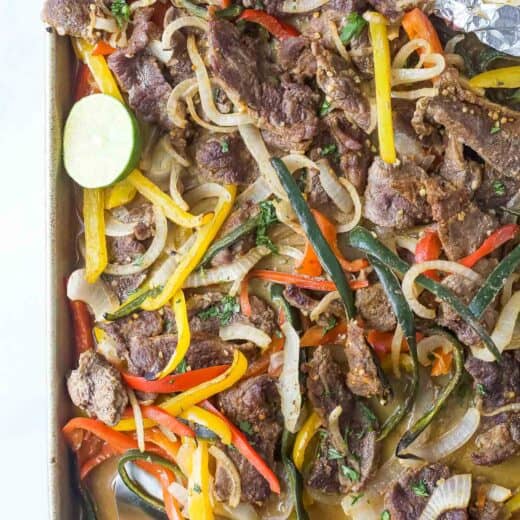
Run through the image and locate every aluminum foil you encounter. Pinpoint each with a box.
[434,0,520,56]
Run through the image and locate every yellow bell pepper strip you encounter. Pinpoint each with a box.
[114,350,247,430]
[179,405,232,445]
[469,66,520,89]
[83,188,108,283]
[368,12,396,164]
[178,437,197,477]
[188,440,213,520]
[104,179,137,209]
[154,291,190,379]
[141,184,236,311]
[127,170,211,229]
[73,39,123,102]
[292,411,322,471]
[504,490,520,518]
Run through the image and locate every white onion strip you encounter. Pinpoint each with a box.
[328,406,348,454]
[104,213,136,236]
[391,325,403,378]
[329,20,351,63]
[403,261,482,319]
[501,273,519,307]
[279,321,302,432]
[167,78,198,128]
[277,245,304,264]
[419,474,472,520]
[392,54,446,86]
[392,87,439,100]
[236,177,272,205]
[336,178,363,233]
[169,163,189,211]
[219,323,272,350]
[104,206,168,276]
[130,0,156,11]
[187,35,253,127]
[184,182,229,207]
[471,291,520,362]
[482,402,520,417]
[485,484,512,503]
[281,0,330,12]
[127,388,145,453]
[310,291,340,322]
[392,38,431,68]
[317,159,353,214]
[162,16,209,50]
[209,445,241,508]
[186,95,237,133]
[408,408,480,462]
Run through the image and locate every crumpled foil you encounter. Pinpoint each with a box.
[434,0,520,56]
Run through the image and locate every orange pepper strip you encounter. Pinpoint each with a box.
[122,405,196,438]
[91,40,116,56]
[402,8,443,55]
[240,278,252,317]
[415,230,442,280]
[430,348,453,377]
[244,335,285,379]
[69,300,94,356]
[459,224,519,268]
[300,320,349,347]
[74,63,99,101]
[366,330,424,360]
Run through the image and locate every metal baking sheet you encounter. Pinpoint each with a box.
[46,30,80,519]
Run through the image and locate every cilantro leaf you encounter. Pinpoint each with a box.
[238,420,254,435]
[319,99,332,117]
[341,464,360,482]
[323,317,337,335]
[320,143,338,157]
[111,0,131,27]
[381,510,391,520]
[175,358,188,374]
[411,479,429,497]
[192,483,201,494]
[198,295,240,325]
[340,12,367,45]
[492,180,506,196]
[327,447,344,460]
[476,383,487,396]
[255,201,278,254]
[220,139,230,153]
[490,125,501,134]
[351,493,364,505]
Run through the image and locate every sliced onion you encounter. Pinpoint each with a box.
[185,95,237,133]
[104,213,136,237]
[93,16,119,33]
[169,163,189,211]
[402,261,482,319]
[278,321,302,432]
[391,324,404,378]
[392,38,432,69]
[162,134,191,168]
[184,246,271,288]
[184,182,229,207]
[147,253,178,288]
[485,484,512,503]
[328,406,348,454]
[471,291,520,361]
[168,481,188,510]
[167,78,198,129]
[269,351,285,375]
[240,125,286,199]
[146,135,178,187]
[209,445,241,508]
[310,291,340,322]
[329,20,350,63]
[219,323,271,350]
[281,0,330,13]
[445,53,465,69]
[130,0,156,11]
[445,34,465,54]
[277,245,304,264]
[67,268,119,321]
[392,87,439,100]
[417,335,454,366]
[105,206,167,276]
[237,177,272,205]
[342,492,383,520]
[482,402,520,417]
[392,53,445,86]
[336,178,363,233]
[419,474,472,520]
[162,16,208,51]
[407,408,480,461]
[127,388,145,453]
[395,235,418,254]
[501,273,519,307]
[148,39,173,64]
[158,424,178,443]
[213,501,259,520]
[96,329,122,367]
[187,36,253,127]
[317,159,353,214]
[273,200,304,236]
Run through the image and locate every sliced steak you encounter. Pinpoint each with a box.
[438,259,498,346]
[67,350,128,426]
[103,273,147,302]
[384,463,468,520]
[363,157,431,229]
[345,320,387,399]
[276,36,316,80]
[350,28,373,78]
[42,0,91,38]
[366,0,426,21]
[355,283,396,332]
[475,165,520,211]
[108,50,172,130]
[312,43,371,132]
[107,235,145,265]
[465,351,520,465]
[195,132,259,185]
[216,375,282,505]
[414,68,520,179]
[469,499,504,520]
[425,175,471,223]
[439,137,483,192]
[126,7,155,57]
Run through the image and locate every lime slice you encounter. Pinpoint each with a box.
[63,93,141,188]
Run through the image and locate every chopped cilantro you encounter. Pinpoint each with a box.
[255,200,278,254]
[320,143,338,157]
[359,402,377,425]
[341,464,360,482]
[381,510,391,520]
[411,479,429,497]
[192,483,201,494]
[493,180,506,196]
[323,317,337,335]
[319,99,332,117]
[340,12,367,45]
[175,358,188,374]
[327,447,344,460]
[220,139,230,153]
[476,383,487,396]
[132,255,145,267]
[351,493,364,505]
[490,125,501,134]
[239,420,254,435]
[111,0,131,27]
[198,295,240,325]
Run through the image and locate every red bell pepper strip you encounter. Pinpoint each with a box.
[402,8,443,55]
[91,40,116,56]
[300,320,349,347]
[80,443,117,480]
[69,300,94,356]
[415,230,442,280]
[367,330,424,359]
[123,405,196,438]
[201,401,281,494]
[238,9,299,40]
[298,209,369,276]
[248,269,369,292]
[122,365,229,393]
[459,224,519,268]
[74,63,99,101]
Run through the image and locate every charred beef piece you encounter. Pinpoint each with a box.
[438,258,498,346]
[107,236,146,265]
[67,350,128,426]
[282,286,344,326]
[108,51,172,130]
[308,172,335,217]
[345,320,387,399]
[42,0,91,38]
[350,28,373,77]
[425,175,471,223]
[125,7,156,57]
[355,283,396,332]
[208,19,319,151]
[366,0,426,21]
[363,157,432,229]
[469,499,504,520]
[195,132,259,185]
[312,43,371,132]
[305,346,379,494]
[439,137,483,192]
[276,36,316,80]
[465,351,520,466]
[104,273,147,302]
[216,375,282,505]
[414,68,520,179]
[385,463,468,519]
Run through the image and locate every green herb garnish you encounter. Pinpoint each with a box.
[320,143,338,157]
[476,383,487,396]
[323,317,337,334]
[198,295,240,325]
[220,139,230,153]
[340,12,367,45]
[239,420,254,436]
[341,464,360,482]
[490,125,501,134]
[351,493,364,505]
[175,358,188,374]
[493,180,506,196]
[193,483,202,494]
[411,479,429,497]
[381,510,391,520]
[256,200,278,253]
[327,447,344,460]
[111,0,131,27]
[319,99,332,117]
